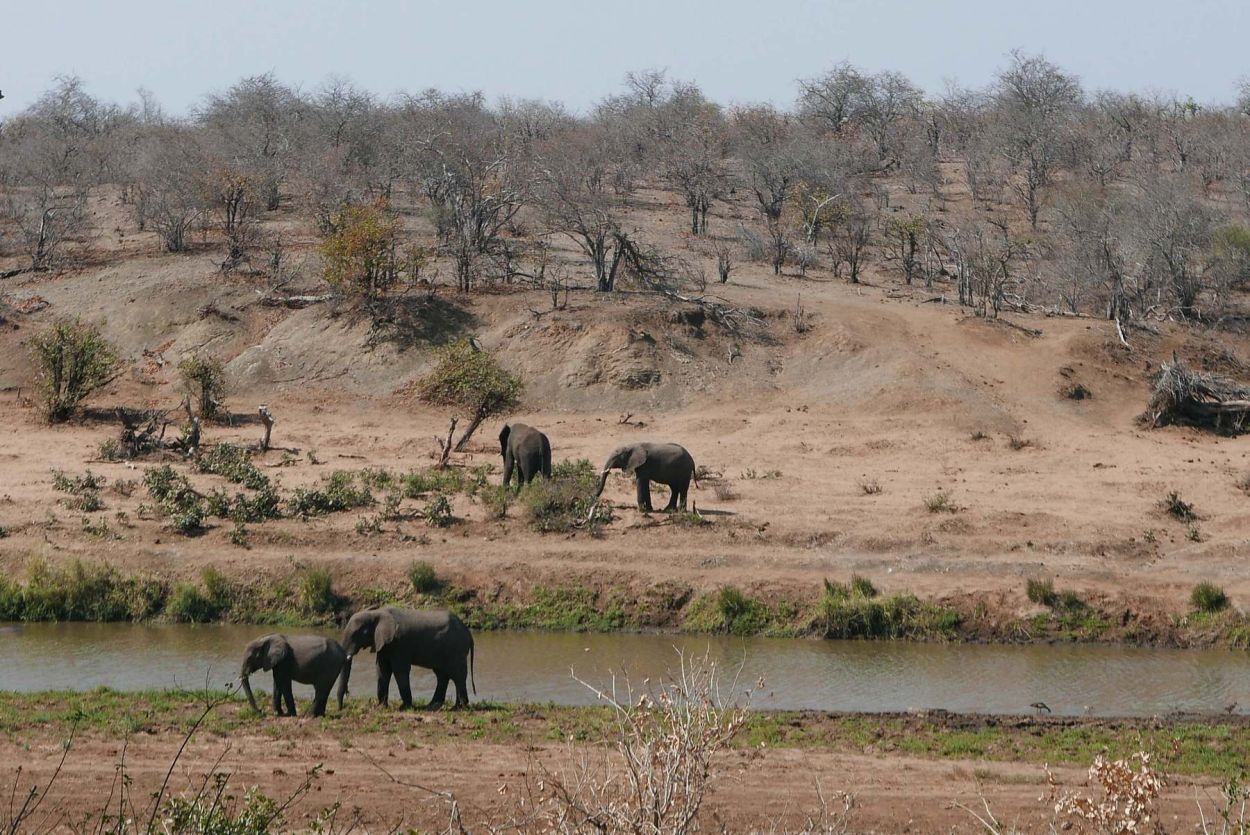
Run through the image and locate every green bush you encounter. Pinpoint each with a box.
[179,355,227,419]
[421,494,455,528]
[1191,582,1229,613]
[416,339,522,450]
[408,561,440,595]
[1026,577,1057,607]
[850,575,878,598]
[477,485,512,519]
[197,445,269,490]
[811,577,960,639]
[717,586,770,636]
[144,465,207,534]
[299,568,338,615]
[51,469,105,512]
[1163,491,1196,522]
[288,470,373,517]
[520,458,605,533]
[30,318,119,423]
[166,569,232,623]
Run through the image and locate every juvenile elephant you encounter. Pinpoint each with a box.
[340,606,476,710]
[500,423,552,487]
[239,634,348,718]
[596,441,697,512]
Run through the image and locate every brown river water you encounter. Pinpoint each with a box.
[1,622,1248,717]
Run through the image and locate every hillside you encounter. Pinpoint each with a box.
[3,175,1250,641]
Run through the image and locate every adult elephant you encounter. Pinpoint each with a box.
[500,423,552,487]
[596,442,697,513]
[239,633,348,718]
[340,606,475,710]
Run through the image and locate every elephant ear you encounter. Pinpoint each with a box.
[623,445,648,474]
[374,612,399,652]
[498,425,511,456]
[264,636,292,671]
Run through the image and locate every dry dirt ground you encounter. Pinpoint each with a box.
[2,722,1226,834]
[4,185,1250,831]
[2,249,1249,616]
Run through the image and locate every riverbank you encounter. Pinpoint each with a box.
[2,556,1249,649]
[0,690,1244,832]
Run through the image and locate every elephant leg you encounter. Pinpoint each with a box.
[636,477,654,512]
[502,452,515,488]
[665,478,689,512]
[279,674,297,717]
[451,660,470,708]
[430,670,449,709]
[393,660,414,710]
[311,685,329,718]
[375,656,393,707]
[271,679,284,716]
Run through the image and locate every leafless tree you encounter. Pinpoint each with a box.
[198,73,302,211]
[992,50,1083,227]
[133,126,208,252]
[828,203,872,283]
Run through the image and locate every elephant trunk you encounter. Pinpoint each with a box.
[595,468,611,497]
[239,667,260,713]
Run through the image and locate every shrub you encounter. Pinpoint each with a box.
[924,490,957,513]
[416,339,522,451]
[521,459,604,533]
[1026,577,1057,607]
[408,561,440,595]
[197,444,269,490]
[288,470,373,517]
[179,355,227,419]
[143,465,206,534]
[318,201,405,303]
[478,484,511,519]
[51,469,105,511]
[30,318,119,422]
[811,577,960,639]
[166,584,219,623]
[1191,582,1229,613]
[716,586,770,636]
[421,494,455,528]
[1007,435,1033,450]
[1163,491,1196,522]
[228,520,249,548]
[850,575,878,598]
[299,568,337,615]
[859,480,882,495]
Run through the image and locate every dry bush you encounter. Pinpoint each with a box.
[1050,752,1165,834]
[514,651,760,834]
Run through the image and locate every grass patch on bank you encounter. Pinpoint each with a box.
[1,691,1248,779]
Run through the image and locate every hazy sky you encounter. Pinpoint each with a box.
[3,0,1247,115]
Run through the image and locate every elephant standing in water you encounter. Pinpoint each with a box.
[340,606,476,710]
[500,423,552,487]
[596,441,697,512]
[239,634,348,717]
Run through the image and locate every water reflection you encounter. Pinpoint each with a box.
[0,623,1246,717]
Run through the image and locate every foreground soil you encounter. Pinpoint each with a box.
[2,692,1245,833]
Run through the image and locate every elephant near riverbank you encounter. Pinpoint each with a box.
[500,423,552,487]
[340,606,476,710]
[596,441,697,513]
[239,634,348,718]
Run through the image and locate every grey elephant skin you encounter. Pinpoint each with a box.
[500,423,552,487]
[340,606,476,709]
[239,633,349,718]
[596,441,697,512]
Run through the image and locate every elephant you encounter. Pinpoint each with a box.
[340,606,476,710]
[239,633,349,718]
[596,441,697,512]
[499,423,552,487]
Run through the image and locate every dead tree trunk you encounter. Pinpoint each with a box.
[258,405,275,452]
[437,417,459,468]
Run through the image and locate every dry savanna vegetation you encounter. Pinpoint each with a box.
[6,55,1250,832]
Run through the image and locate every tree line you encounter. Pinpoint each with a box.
[3,52,1250,329]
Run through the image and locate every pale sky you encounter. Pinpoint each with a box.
[2,0,1247,114]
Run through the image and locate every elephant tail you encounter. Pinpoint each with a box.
[336,655,352,708]
[470,636,477,696]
